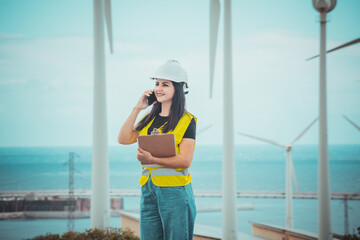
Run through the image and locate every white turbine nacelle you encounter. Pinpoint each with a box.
[286,145,292,152]
[312,0,337,13]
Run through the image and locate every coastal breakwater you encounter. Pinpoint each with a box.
[0,195,123,220]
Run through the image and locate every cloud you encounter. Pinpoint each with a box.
[44,77,67,92]
[0,28,359,146]
[0,32,26,41]
[53,106,88,116]
[0,34,92,87]
[233,30,318,76]
[0,78,28,85]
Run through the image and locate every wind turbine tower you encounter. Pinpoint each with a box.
[210,0,237,239]
[312,0,337,239]
[91,0,113,229]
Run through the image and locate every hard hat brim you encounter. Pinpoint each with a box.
[150,77,188,88]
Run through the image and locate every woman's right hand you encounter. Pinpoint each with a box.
[135,89,156,110]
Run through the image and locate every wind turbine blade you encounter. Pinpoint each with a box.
[289,154,299,192]
[290,117,319,145]
[238,132,286,148]
[209,0,220,98]
[343,115,360,131]
[306,38,360,61]
[104,0,113,53]
[197,124,212,135]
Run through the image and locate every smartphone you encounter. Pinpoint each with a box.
[147,92,157,105]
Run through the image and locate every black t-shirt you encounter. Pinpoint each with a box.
[147,114,196,139]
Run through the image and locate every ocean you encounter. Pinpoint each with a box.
[0,144,359,240]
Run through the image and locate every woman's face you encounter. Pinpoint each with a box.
[155,78,175,104]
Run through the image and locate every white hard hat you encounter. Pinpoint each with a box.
[150,60,188,88]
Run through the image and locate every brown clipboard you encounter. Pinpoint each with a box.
[137,134,176,158]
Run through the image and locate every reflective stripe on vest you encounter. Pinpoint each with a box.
[141,168,189,177]
[138,112,196,187]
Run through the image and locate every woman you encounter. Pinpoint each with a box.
[118,60,197,240]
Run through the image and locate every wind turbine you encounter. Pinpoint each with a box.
[343,115,360,131]
[91,0,113,229]
[238,117,318,228]
[196,125,212,146]
[306,38,360,61]
[311,1,337,239]
[210,0,238,239]
[197,124,212,135]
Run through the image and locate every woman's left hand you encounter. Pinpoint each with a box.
[137,148,154,165]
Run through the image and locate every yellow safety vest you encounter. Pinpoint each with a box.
[138,112,196,187]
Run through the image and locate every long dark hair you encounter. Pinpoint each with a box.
[135,82,186,133]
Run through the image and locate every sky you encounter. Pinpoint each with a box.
[0,0,359,147]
